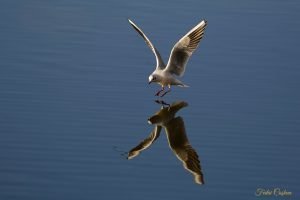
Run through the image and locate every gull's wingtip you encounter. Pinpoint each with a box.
[127,151,139,160]
[178,84,189,88]
[128,18,134,24]
[195,175,205,185]
[199,19,208,26]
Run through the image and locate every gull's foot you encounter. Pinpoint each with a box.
[155,100,170,107]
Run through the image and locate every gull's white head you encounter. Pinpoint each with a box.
[148,74,160,84]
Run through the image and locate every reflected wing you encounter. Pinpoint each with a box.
[165,20,207,77]
[168,101,188,114]
[128,19,165,69]
[176,144,204,184]
[165,117,204,184]
[127,126,162,159]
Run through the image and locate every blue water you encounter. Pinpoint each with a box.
[0,0,299,199]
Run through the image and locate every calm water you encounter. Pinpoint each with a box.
[0,0,300,199]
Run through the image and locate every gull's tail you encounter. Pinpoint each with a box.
[178,83,189,87]
[174,79,189,87]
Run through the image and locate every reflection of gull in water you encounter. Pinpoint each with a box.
[128,19,207,97]
[127,101,204,185]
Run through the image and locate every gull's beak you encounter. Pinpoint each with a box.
[148,75,154,84]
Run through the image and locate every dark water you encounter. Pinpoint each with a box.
[0,0,299,199]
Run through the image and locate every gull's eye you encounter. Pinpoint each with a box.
[153,77,156,80]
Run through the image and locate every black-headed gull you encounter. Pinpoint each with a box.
[128,19,207,97]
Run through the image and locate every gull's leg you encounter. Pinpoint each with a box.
[160,85,171,97]
[155,86,165,96]
[160,89,171,97]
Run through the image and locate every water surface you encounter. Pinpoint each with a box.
[0,0,299,199]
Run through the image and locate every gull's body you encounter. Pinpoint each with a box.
[128,19,207,96]
[127,101,204,185]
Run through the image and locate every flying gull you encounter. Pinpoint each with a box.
[128,19,207,97]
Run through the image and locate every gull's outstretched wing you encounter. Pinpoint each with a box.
[165,20,207,77]
[128,19,165,69]
[127,126,162,159]
[165,117,204,184]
